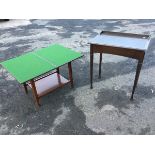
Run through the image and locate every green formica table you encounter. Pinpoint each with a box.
[0,44,82,108]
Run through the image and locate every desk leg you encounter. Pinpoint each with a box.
[131,59,144,100]
[23,83,28,94]
[99,53,102,79]
[90,45,94,89]
[30,80,40,109]
[68,62,74,88]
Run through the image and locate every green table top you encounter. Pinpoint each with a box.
[0,44,82,84]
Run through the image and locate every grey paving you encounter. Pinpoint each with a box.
[0,19,155,135]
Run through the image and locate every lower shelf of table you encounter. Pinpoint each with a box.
[28,73,70,97]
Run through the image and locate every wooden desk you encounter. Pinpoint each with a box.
[89,31,151,99]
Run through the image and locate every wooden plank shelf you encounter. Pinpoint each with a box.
[28,73,70,98]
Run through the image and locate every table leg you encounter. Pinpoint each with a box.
[30,80,40,109]
[57,67,60,74]
[23,83,28,94]
[57,71,61,85]
[131,59,144,100]
[99,53,102,79]
[68,62,74,88]
[90,44,94,89]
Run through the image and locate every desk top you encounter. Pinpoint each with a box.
[0,44,82,83]
[89,31,151,51]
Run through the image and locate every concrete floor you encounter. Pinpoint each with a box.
[0,19,155,134]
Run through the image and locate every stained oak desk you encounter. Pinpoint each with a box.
[89,31,151,99]
[0,44,82,108]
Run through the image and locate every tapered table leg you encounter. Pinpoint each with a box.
[99,53,102,79]
[68,62,74,88]
[30,80,40,109]
[23,83,28,94]
[90,44,94,89]
[131,58,144,100]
